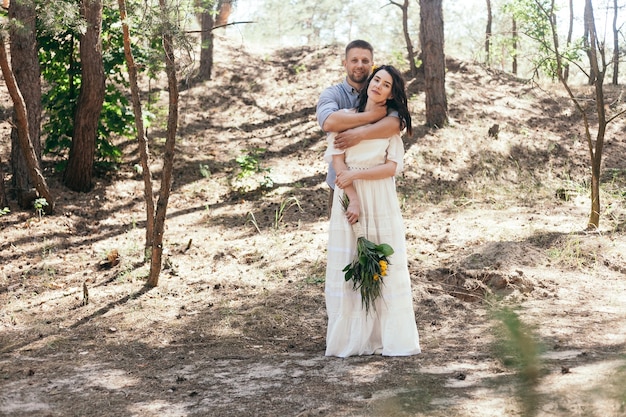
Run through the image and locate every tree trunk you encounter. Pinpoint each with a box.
[420,0,448,128]
[9,0,42,208]
[549,0,609,230]
[64,0,105,192]
[584,0,605,230]
[561,0,573,81]
[390,0,417,78]
[197,0,215,81]
[583,9,597,85]
[0,36,54,213]
[402,0,417,77]
[0,158,8,210]
[148,0,180,287]
[612,0,619,85]
[118,0,155,254]
[215,0,233,26]
[485,0,492,65]
[512,17,518,75]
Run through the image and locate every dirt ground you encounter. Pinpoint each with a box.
[1,37,626,417]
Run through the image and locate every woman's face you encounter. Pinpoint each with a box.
[367,70,393,104]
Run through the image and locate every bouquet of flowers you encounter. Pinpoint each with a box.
[340,193,394,314]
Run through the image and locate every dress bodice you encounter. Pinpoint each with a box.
[344,139,390,169]
[325,132,404,175]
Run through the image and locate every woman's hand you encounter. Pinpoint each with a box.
[345,199,360,225]
[335,170,357,189]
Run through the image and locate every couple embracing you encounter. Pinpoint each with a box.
[316,40,421,358]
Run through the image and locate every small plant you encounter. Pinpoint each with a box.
[245,211,261,234]
[133,163,143,175]
[235,148,274,191]
[199,163,211,178]
[292,63,307,75]
[547,235,598,270]
[33,198,49,219]
[0,207,9,216]
[260,174,274,189]
[274,196,302,230]
[236,148,268,179]
[305,258,326,285]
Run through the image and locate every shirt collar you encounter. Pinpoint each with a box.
[342,78,360,95]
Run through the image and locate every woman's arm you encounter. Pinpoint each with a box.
[332,154,360,224]
[332,154,398,223]
[334,160,397,190]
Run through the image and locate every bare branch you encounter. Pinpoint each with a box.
[185,20,254,34]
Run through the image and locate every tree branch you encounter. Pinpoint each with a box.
[185,20,254,33]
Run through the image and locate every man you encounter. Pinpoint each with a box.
[316,40,400,216]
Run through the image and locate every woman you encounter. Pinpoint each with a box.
[324,65,421,358]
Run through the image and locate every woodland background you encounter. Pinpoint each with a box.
[1,0,626,416]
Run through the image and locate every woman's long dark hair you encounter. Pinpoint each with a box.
[356,65,412,136]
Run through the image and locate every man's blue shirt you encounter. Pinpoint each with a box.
[316,78,359,188]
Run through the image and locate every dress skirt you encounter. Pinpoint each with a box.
[325,174,421,358]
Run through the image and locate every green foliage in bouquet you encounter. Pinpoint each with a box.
[340,193,394,314]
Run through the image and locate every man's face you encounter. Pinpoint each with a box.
[343,47,373,88]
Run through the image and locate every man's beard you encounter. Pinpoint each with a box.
[349,71,368,85]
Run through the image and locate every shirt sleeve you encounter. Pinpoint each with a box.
[386,134,404,175]
[316,88,340,131]
[324,132,345,164]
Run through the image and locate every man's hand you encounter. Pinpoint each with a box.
[334,128,363,150]
[333,104,387,150]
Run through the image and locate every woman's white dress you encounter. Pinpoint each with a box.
[324,131,421,358]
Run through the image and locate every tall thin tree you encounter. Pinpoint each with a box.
[0,34,54,213]
[581,0,605,229]
[389,0,418,77]
[559,0,574,82]
[0,157,7,210]
[118,0,155,253]
[148,0,180,287]
[197,0,215,81]
[420,0,448,128]
[197,0,233,81]
[582,2,597,85]
[546,0,625,229]
[512,17,518,75]
[486,0,492,65]
[611,0,620,85]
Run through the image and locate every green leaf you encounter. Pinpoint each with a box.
[375,243,394,257]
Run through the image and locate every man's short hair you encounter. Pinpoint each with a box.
[345,40,374,57]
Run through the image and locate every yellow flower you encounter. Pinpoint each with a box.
[379,260,388,275]
[373,274,380,281]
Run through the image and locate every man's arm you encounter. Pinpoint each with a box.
[322,104,387,133]
[333,116,400,150]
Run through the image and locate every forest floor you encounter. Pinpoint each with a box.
[1,37,626,417]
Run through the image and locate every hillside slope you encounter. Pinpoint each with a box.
[1,38,626,417]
